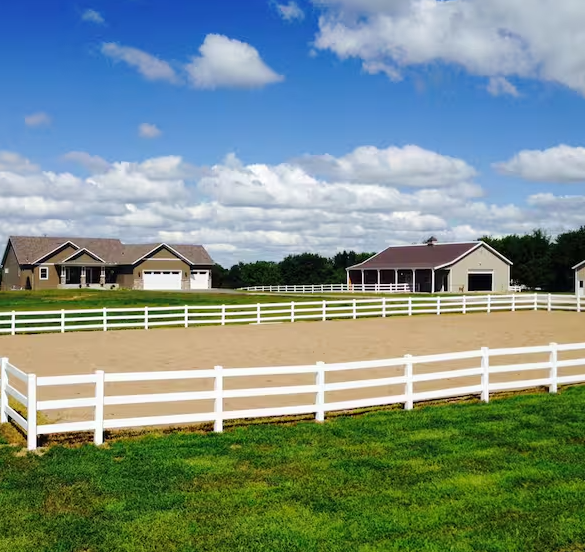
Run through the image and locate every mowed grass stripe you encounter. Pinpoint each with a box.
[2,386,585,550]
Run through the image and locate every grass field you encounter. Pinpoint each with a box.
[2,387,585,551]
[0,289,334,312]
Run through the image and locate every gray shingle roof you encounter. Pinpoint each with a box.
[6,236,214,266]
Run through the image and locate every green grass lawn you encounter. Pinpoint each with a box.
[0,289,339,312]
[2,387,585,551]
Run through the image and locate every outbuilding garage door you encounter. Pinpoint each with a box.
[143,270,182,291]
[467,272,493,292]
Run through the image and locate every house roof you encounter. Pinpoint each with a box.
[5,236,214,266]
[348,241,512,270]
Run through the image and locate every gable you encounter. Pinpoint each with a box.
[39,244,80,264]
[61,249,105,264]
[145,245,184,260]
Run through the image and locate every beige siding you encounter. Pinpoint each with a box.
[144,247,184,260]
[1,244,23,290]
[41,244,79,263]
[576,267,585,294]
[448,245,510,293]
[34,265,61,290]
[64,252,103,264]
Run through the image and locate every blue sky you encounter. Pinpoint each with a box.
[2,0,585,266]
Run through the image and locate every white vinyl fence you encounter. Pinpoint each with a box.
[240,283,412,293]
[0,293,581,336]
[2,341,585,450]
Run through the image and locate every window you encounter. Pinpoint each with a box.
[39,266,49,280]
[3,267,8,274]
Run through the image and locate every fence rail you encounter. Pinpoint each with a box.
[0,293,581,336]
[239,283,413,293]
[2,341,585,450]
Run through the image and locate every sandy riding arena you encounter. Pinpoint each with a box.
[2,311,584,425]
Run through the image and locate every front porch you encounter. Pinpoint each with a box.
[348,268,450,293]
[57,264,119,289]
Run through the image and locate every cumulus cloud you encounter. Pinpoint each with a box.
[138,123,162,139]
[312,0,585,96]
[276,1,305,21]
[0,146,564,265]
[81,9,104,24]
[294,145,477,187]
[494,145,585,183]
[185,34,284,89]
[101,43,178,83]
[62,151,111,174]
[24,112,51,127]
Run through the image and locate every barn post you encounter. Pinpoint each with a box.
[360,269,365,292]
[412,269,416,293]
[431,269,435,294]
[394,269,398,291]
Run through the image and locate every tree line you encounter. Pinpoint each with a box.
[212,226,585,292]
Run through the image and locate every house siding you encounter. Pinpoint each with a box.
[1,243,23,290]
[448,245,510,293]
[575,267,585,294]
[33,265,61,290]
[143,247,185,260]
[40,244,80,263]
[63,252,104,264]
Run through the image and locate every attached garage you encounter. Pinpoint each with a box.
[142,270,182,291]
[190,270,209,290]
[467,271,493,292]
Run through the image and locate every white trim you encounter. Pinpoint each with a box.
[467,269,494,274]
[143,258,184,261]
[60,247,106,264]
[572,260,585,270]
[39,266,49,280]
[132,244,193,265]
[32,241,80,264]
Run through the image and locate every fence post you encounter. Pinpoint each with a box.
[61,309,66,333]
[533,293,538,311]
[0,357,8,423]
[221,304,226,326]
[462,295,467,315]
[214,365,223,433]
[11,311,16,336]
[322,300,327,322]
[436,296,441,315]
[408,297,412,316]
[144,306,149,330]
[578,294,581,313]
[256,303,261,324]
[549,342,558,394]
[487,295,491,314]
[511,294,516,312]
[404,354,414,410]
[547,294,552,312]
[291,301,295,322]
[352,298,357,320]
[27,374,37,451]
[94,370,105,445]
[184,306,189,328]
[382,297,387,318]
[481,347,489,403]
[315,361,325,422]
[102,307,107,332]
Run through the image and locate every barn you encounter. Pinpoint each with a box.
[346,238,512,293]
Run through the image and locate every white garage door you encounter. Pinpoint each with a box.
[190,270,209,290]
[143,270,182,290]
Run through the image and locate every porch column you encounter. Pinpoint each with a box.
[100,266,105,286]
[377,269,381,291]
[431,270,435,294]
[412,269,416,293]
[361,269,364,290]
[394,269,398,289]
[81,266,86,286]
[60,266,66,285]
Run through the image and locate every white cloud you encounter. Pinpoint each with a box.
[24,112,51,127]
[294,144,477,187]
[312,0,585,96]
[138,123,162,139]
[0,146,568,266]
[276,1,305,21]
[81,9,105,24]
[494,145,585,183]
[62,151,111,174]
[185,34,284,89]
[487,76,520,97]
[101,43,178,83]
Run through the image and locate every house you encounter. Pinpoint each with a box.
[572,260,585,296]
[346,238,512,293]
[0,236,215,291]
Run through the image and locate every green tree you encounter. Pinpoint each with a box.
[279,253,336,285]
[550,226,585,291]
